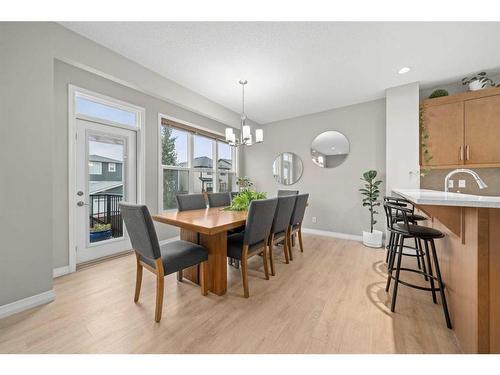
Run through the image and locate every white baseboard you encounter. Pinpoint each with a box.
[0,289,55,319]
[53,265,71,278]
[159,235,180,246]
[301,227,363,242]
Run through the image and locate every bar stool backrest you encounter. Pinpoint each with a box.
[383,200,413,235]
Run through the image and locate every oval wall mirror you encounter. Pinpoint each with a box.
[310,131,350,168]
[272,152,303,185]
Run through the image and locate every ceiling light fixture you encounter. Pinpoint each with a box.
[225,80,263,147]
[398,66,411,74]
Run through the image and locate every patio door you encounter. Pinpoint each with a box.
[75,119,137,263]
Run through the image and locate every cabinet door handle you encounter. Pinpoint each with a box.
[460,145,464,161]
[466,145,470,160]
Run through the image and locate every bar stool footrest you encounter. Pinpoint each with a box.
[388,267,444,292]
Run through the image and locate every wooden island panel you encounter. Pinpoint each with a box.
[415,205,500,353]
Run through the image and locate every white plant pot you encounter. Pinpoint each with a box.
[362,230,383,248]
[469,80,485,91]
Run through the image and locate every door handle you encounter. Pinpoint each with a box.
[459,145,464,161]
[77,201,89,207]
[466,145,470,161]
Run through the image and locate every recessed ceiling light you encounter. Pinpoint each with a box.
[398,67,411,74]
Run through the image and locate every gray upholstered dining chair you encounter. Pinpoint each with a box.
[119,202,209,322]
[226,198,278,298]
[277,190,299,197]
[176,193,207,211]
[207,192,231,208]
[268,195,297,275]
[287,193,309,260]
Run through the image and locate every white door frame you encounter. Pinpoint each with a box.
[68,85,145,274]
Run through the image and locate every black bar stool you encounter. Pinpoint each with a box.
[383,201,452,329]
[384,197,428,278]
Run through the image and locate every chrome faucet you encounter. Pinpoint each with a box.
[444,168,488,192]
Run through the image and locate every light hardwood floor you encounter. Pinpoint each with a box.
[0,235,461,353]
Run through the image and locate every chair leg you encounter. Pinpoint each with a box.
[385,232,394,264]
[417,238,428,281]
[283,229,290,264]
[430,239,452,329]
[154,259,165,322]
[414,237,422,270]
[134,253,143,303]
[424,240,437,304]
[298,227,304,252]
[200,261,208,296]
[177,270,183,282]
[288,230,294,261]
[268,236,275,276]
[390,234,405,312]
[262,245,270,280]
[241,246,249,298]
[385,233,399,292]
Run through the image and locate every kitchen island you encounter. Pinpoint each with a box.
[393,189,500,353]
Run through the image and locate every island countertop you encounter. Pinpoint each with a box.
[392,188,500,208]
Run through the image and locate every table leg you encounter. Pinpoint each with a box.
[200,231,228,296]
[180,228,228,296]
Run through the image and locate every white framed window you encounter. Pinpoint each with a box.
[75,94,138,127]
[88,161,102,175]
[160,117,237,211]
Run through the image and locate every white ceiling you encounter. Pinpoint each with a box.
[60,22,500,124]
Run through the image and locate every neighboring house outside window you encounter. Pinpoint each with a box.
[89,161,102,175]
[160,120,237,211]
[88,155,124,196]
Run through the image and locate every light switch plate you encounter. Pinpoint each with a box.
[312,216,317,223]
[448,180,454,188]
[459,179,466,188]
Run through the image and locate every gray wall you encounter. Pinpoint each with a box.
[0,23,55,305]
[0,22,248,307]
[243,99,386,236]
[54,60,233,268]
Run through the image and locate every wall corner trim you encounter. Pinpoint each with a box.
[0,289,56,320]
[301,227,363,242]
[53,266,71,278]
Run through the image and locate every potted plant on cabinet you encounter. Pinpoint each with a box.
[359,170,383,248]
[461,72,499,91]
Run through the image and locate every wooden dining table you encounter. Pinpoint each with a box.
[152,207,248,296]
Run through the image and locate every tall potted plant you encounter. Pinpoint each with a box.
[359,170,383,248]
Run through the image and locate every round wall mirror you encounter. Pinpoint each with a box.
[272,152,303,185]
[310,131,350,168]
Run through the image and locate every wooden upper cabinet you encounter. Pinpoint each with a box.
[422,102,464,166]
[465,95,500,165]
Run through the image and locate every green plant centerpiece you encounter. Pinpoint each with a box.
[224,189,266,211]
[359,170,383,248]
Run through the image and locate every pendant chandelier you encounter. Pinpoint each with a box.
[225,80,263,147]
